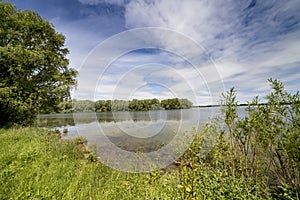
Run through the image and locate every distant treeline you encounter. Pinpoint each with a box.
[54,98,193,113]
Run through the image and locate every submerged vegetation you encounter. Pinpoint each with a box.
[1,79,299,199]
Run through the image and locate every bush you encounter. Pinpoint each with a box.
[201,79,300,198]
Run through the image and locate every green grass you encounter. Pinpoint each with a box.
[0,127,270,199]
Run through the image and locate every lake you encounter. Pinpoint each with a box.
[36,107,224,171]
[36,107,221,149]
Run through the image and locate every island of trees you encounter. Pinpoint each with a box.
[56,98,193,113]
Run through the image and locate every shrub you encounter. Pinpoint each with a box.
[202,79,299,198]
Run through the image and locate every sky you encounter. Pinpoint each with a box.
[10,0,300,105]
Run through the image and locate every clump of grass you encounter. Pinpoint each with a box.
[62,128,68,136]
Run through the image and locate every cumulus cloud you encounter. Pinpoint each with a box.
[121,0,300,101]
[73,0,300,104]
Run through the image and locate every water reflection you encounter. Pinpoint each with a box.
[36,108,220,153]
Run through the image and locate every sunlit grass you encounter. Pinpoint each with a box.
[0,127,270,199]
[0,128,176,199]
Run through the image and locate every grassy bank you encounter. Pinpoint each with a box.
[1,80,299,199]
[1,127,269,199]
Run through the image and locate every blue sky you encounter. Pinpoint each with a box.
[10,0,300,105]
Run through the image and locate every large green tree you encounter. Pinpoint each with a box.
[0,1,77,126]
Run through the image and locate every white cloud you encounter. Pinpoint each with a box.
[78,0,128,6]
[121,0,300,103]
[125,0,228,42]
[72,0,300,104]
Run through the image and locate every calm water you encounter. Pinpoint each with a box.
[36,107,221,153]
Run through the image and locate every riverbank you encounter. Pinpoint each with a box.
[1,127,274,199]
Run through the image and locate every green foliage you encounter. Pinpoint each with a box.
[0,1,77,126]
[177,163,265,199]
[202,79,300,198]
[173,79,299,198]
[72,99,95,113]
[95,99,111,112]
[161,98,193,110]
[111,99,129,111]
[73,136,88,145]
[129,98,162,111]
[57,98,193,113]
[57,100,73,113]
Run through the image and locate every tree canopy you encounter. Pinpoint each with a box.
[0,1,77,126]
[57,98,193,113]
